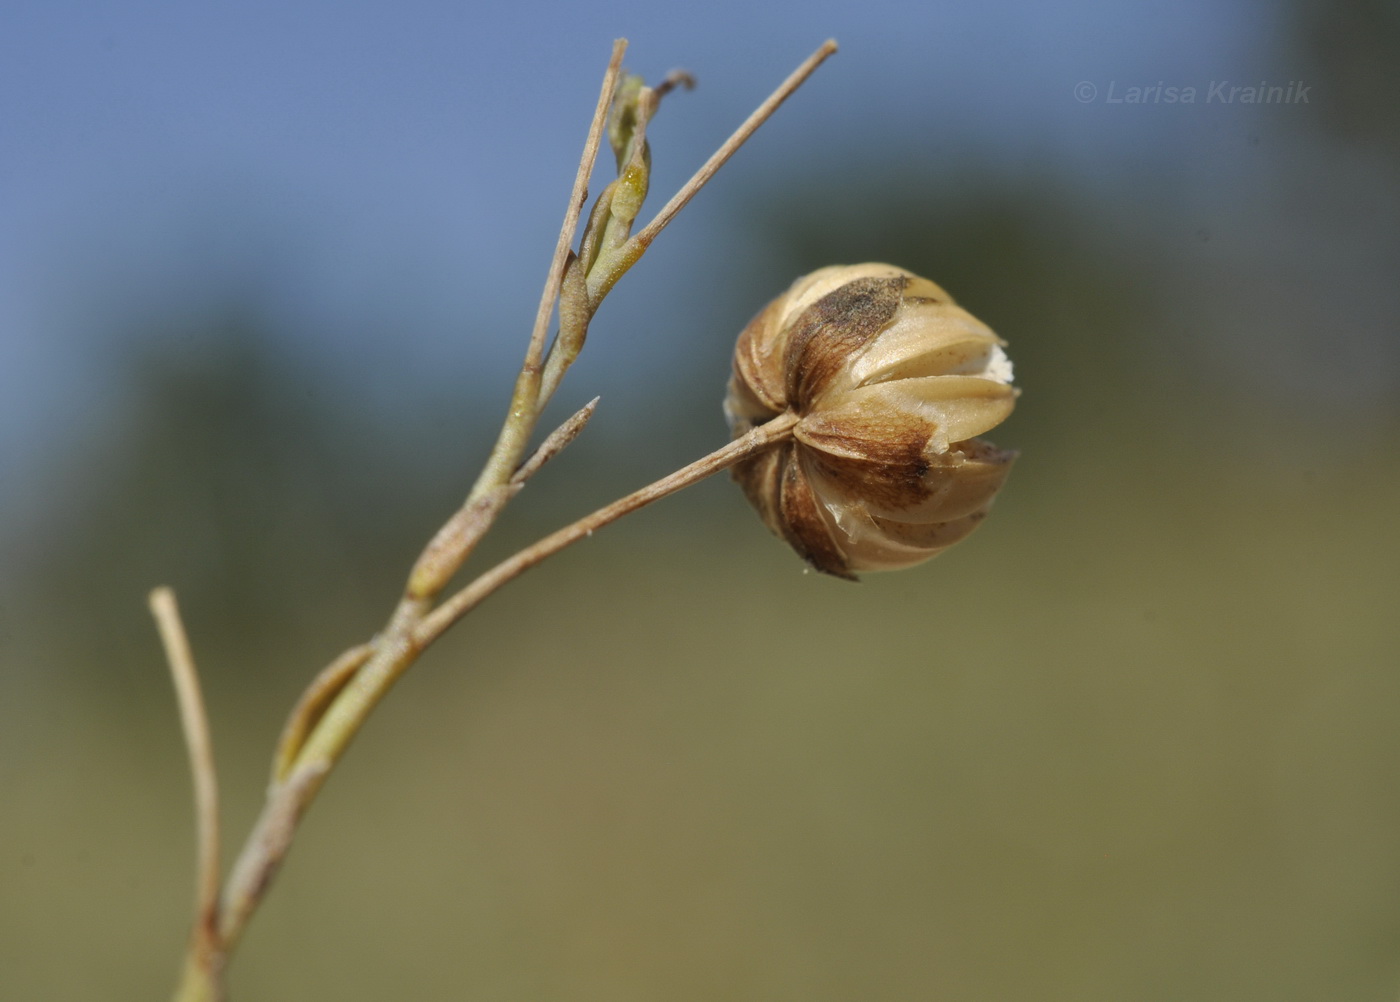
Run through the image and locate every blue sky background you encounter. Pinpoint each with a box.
[1,0,1299,523]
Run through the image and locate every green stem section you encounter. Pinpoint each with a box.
[172,953,222,1002]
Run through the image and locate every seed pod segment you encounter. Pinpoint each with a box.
[724,263,1019,578]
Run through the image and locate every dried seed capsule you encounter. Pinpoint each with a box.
[725,263,1018,578]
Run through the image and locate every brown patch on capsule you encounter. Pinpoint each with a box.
[803,444,931,517]
[777,450,855,579]
[795,400,946,512]
[784,277,906,408]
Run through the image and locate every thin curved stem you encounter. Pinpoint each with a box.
[149,587,224,1002]
[581,39,839,309]
[468,40,626,501]
[417,411,799,648]
[633,39,836,251]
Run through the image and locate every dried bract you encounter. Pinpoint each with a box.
[725,263,1018,578]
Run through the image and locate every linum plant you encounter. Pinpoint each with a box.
[149,37,1021,1001]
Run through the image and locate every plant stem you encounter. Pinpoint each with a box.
[468,40,626,502]
[634,39,836,250]
[149,588,224,1002]
[217,53,633,953]
[418,411,800,646]
[586,39,838,305]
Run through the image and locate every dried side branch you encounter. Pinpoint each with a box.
[525,38,628,375]
[468,38,627,498]
[583,39,839,306]
[149,586,223,998]
[513,396,600,485]
[635,40,837,250]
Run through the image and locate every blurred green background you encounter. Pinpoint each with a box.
[3,1,1399,999]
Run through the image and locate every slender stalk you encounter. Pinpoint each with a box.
[418,412,800,647]
[634,39,837,249]
[218,598,423,952]
[149,588,223,1002]
[511,397,600,485]
[585,39,838,305]
[468,39,626,501]
[408,398,599,599]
